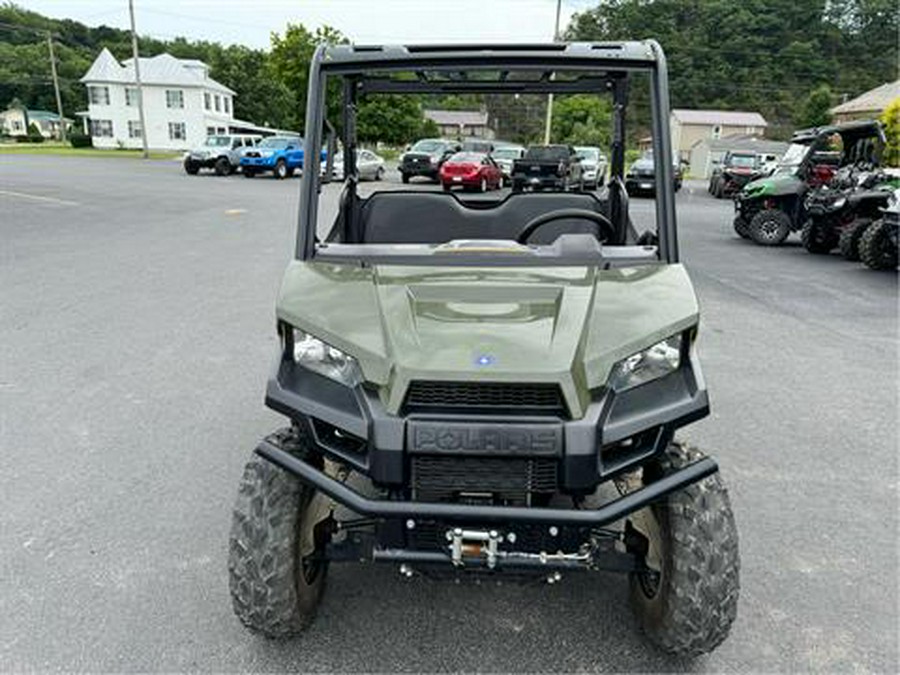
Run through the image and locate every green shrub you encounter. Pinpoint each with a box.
[880,97,900,168]
[27,122,44,143]
[69,131,92,148]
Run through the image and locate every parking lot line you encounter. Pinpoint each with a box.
[0,189,80,207]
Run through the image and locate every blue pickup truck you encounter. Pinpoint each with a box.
[240,136,311,179]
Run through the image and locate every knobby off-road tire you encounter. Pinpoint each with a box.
[627,442,740,657]
[214,156,231,176]
[859,218,898,270]
[183,159,199,175]
[838,218,870,261]
[228,430,329,637]
[733,215,750,239]
[801,218,838,254]
[749,208,791,246]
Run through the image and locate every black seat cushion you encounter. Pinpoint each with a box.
[359,191,613,245]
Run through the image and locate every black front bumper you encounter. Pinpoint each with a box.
[264,346,710,498]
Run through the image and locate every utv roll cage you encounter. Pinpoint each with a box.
[296,41,679,263]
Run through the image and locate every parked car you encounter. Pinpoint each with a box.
[574,146,608,189]
[708,151,762,198]
[183,134,261,176]
[320,149,385,181]
[734,120,884,244]
[240,135,308,179]
[625,152,682,196]
[490,144,526,185]
[439,151,503,192]
[511,144,583,191]
[399,138,461,183]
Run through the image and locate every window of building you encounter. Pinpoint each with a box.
[90,119,113,137]
[168,122,186,140]
[206,126,216,136]
[217,126,226,135]
[712,124,722,139]
[128,120,142,138]
[214,95,221,112]
[125,87,138,107]
[12,120,22,131]
[166,89,184,109]
[223,97,230,114]
[89,85,110,105]
[204,92,211,110]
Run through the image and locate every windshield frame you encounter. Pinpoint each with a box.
[297,42,678,266]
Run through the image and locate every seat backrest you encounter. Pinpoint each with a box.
[359,191,610,245]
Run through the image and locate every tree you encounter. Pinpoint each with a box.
[551,94,612,146]
[357,95,427,145]
[796,85,834,128]
[880,97,900,168]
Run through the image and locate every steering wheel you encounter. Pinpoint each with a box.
[516,208,616,245]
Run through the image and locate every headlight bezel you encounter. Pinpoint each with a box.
[283,325,363,388]
[606,332,687,392]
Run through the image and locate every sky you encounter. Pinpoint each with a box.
[18,0,597,49]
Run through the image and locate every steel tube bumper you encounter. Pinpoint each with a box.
[256,439,718,526]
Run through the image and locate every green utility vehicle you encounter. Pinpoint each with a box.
[734,120,884,245]
[227,42,740,657]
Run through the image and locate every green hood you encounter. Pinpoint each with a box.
[741,171,804,199]
[276,261,699,417]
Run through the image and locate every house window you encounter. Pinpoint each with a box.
[166,89,184,108]
[217,126,226,135]
[168,122,186,140]
[89,85,110,105]
[127,120,142,138]
[12,120,22,131]
[125,87,138,107]
[206,126,216,136]
[223,97,230,114]
[204,93,211,110]
[90,119,113,137]
[712,124,722,139]
[214,95,221,112]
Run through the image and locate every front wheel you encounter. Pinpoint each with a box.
[839,218,870,261]
[214,156,231,176]
[228,430,330,637]
[801,218,838,254]
[859,218,898,270]
[375,167,384,181]
[626,442,740,657]
[749,208,792,246]
[183,159,199,175]
[274,159,288,180]
[242,168,255,178]
[401,173,410,184]
[479,177,487,193]
[733,215,750,239]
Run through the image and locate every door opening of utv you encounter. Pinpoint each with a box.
[294,41,678,264]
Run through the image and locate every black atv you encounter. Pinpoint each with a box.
[801,167,896,258]
[734,120,885,245]
[859,188,899,270]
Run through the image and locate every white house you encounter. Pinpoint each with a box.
[79,48,237,150]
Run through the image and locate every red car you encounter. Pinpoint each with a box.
[439,152,503,192]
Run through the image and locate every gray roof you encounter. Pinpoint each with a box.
[80,48,235,94]
[695,134,787,155]
[672,108,768,127]
[830,80,899,115]
[424,109,489,126]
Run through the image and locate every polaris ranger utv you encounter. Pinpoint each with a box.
[228,42,740,657]
[734,120,884,245]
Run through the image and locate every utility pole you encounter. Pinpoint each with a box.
[46,33,66,143]
[542,0,562,144]
[129,0,149,158]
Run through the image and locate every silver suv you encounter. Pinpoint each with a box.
[184,134,261,176]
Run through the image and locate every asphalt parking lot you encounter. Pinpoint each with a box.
[1,155,897,673]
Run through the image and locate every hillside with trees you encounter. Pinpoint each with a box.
[1,1,896,143]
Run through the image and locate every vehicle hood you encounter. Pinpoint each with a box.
[276,261,699,417]
[741,171,803,198]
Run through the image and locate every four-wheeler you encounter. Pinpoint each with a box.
[491,144,526,186]
[399,138,462,183]
[574,146,608,189]
[511,144,584,192]
[228,41,740,658]
[734,120,884,244]
[708,151,762,199]
[800,167,896,257]
[859,188,899,270]
[240,135,308,179]
[183,133,260,176]
[439,151,503,192]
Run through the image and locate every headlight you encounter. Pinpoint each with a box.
[291,329,362,387]
[607,334,682,391]
[830,197,846,210]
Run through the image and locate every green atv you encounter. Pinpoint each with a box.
[734,120,885,245]
[227,42,740,657]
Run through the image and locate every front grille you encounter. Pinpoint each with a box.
[411,455,558,504]
[404,381,565,416]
